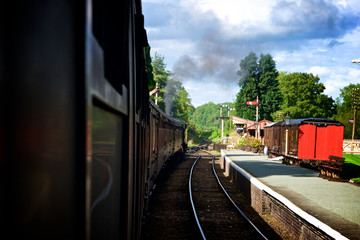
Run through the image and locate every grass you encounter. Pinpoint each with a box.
[342,154,360,183]
[209,150,221,155]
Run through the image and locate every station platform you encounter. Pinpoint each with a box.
[221,149,360,240]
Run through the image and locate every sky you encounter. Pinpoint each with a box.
[142,0,360,108]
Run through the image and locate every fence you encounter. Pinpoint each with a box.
[343,139,360,154]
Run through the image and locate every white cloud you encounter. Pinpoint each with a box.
[309,66,331,76]
[196,0,274,25]
[143,0,360,107]
[185,82,238,107]
[322,67,360,97]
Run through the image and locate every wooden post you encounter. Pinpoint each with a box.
[351,87,359,153]
[256,96,259,122]
[352,108,357,153]
[256,96,259,139]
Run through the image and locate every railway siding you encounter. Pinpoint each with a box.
[221,149,360,240]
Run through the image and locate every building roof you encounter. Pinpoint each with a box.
[232,116,255,125]
[264,118,344,127]
[232,116,273,130]
[246,119,274,130]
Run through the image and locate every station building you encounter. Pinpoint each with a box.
[232,116,273,139]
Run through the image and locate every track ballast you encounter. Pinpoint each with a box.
[141,147,281,240]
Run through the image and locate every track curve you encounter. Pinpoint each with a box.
[141,147,281,240]
[189,150,268,240]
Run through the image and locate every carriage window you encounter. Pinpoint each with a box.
[91,105,123,239]
[92,0,130,93]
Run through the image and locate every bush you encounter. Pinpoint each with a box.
[237,136,261,148]
[249,137,261,148]
[237,135,250,147]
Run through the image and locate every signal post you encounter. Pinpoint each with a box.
[246,96,260,139]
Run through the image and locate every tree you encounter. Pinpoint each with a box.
[145,46,155,90]
[148,52,193,122]
[335,83,360,139]
[235,52,259,120]
[190,102,220,131]
[171,87,194,122]
[189,102,233,131]
[235,52,282,121]
[273,72,336,119]
[151,53,171,112]
[258,54,282,121]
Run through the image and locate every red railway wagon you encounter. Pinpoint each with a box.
[264,118,344,166]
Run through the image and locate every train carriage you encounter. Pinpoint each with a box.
[264,118,344,167]
[1,0,186,239]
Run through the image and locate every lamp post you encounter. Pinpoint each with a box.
[284,112,291,125]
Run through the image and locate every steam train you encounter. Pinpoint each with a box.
[264,118,344,166]
[0,0,186,239]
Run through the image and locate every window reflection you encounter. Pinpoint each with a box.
[91,105,123,239]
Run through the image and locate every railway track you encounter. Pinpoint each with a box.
[189,149,268,240]
[141,146,281,240]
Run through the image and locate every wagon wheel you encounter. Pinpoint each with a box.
[326,170,332,178]
[310,161,318,168]
[332,171,340,179]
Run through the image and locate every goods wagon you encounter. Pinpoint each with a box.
[264,118,344,167]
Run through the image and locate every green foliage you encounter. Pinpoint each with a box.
[188,101,236,143]
[187,121,212,146]
[334,83,360,139]
[189,102,218,130]
[235,52,282,121]
[249,137,261,148]
[145,46,155,90]
[342,154,360,182]
[274,72,336,119]
[171,88,194,122]
[237,136,250,147]
[189,102,234,133]
[149,52,193,123]
[237,136,260,148]
[151,53,172,112]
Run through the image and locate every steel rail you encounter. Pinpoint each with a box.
[210,153,268,240]
[188,154,207,240]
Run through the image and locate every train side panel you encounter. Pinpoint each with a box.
[145,102,186,203]
[298,124,317,160]
[315,125,344,160]
[315,126,329,160]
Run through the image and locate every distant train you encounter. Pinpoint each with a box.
[0,0,186,239]
[264,118,344,167]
